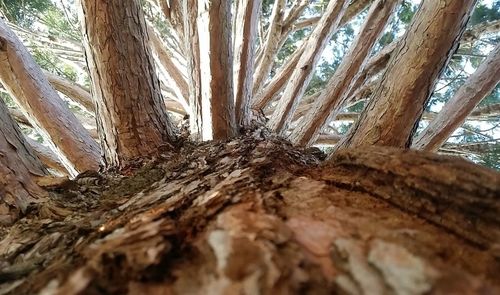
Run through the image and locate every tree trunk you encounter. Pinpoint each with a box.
[44,71,94,113]
[290,0,399,146]
[339,0,477,149]
[182,1,204,139]
[267,0,349,134]
[413,43,500,152]
[147,23,189,109]
[1,136,498,294]
[0,18,100,175]
[197,0,238,140]
[233,0,261,126]
[80,0,177,168]
[253,0,286,94]
[0,99,47,225]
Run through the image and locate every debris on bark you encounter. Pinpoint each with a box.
[0,133,499,294]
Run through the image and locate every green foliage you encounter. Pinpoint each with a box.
[0,0,52,26]
[469,0,500,26]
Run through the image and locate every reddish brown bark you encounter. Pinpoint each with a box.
[196,0,237,140]
[267,0,349,134]
[0,18,99,175]
[0,100,47,225]
[1,137,498,294]
[80,0,177,167]
[233,0,261,126]
[290,0,399,146]
[340,0,477,149]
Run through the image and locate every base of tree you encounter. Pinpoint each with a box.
[1,133,499,294]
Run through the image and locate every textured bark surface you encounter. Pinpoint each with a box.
[182,1,203,139]
[413,43,500,152]
[0,99,47,225]
[267,0,349,134]
[290,0,398,146]
[1,135,498,294]
[233,0,261,126]
[197,0,237,140]
[0,18,99,175]
[80,0,176,168]
[253,0,286,94]
[340,0,477,149]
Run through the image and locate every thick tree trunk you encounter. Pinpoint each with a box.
[267,0,349,134]
[339,0,477,149]
[413,43,500,152]
[0,18,100,175]
[1,136,498,294]
[233,0,261,127]
[80,0,177,168]
[290,0,399,146]
[197,0,238,140]
[0,99,47,225]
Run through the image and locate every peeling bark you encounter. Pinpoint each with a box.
[80,0,177,168]
[339,0,477,149]
[0,99,47,225]
[233,0,261,127]
[413,43,500,152]
[1,136,498,294]
[197,0,238,140]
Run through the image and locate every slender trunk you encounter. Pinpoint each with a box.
[252,42,305,110]
[0,99,47,225]
[233,0,261,126]
[267,0,349,134]
[197,0,237,140]
[0,18,100,175]
[80,0,177,168]
[44,71,94,113]
[252,0,286,94]
[147,23,189,107]
[339,0,477,149]
[413,43,500,152]
[183,1,203,139]
[26,137,68,176]
[290,0,399,146]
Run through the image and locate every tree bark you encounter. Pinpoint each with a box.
[339,0,477,149]
[252,0,286,94]
[0,99,47,225]
[147,23,189,108]
[44,71,94,113]
[1,137,498,294]
[413,43,500,152]
[0,18,100,175]
[290,0,399,146]
[80,0,177,168]
[233,0,261,127]
[267,0,349,134]
[182,1,204,140]
[197,0,238,140]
